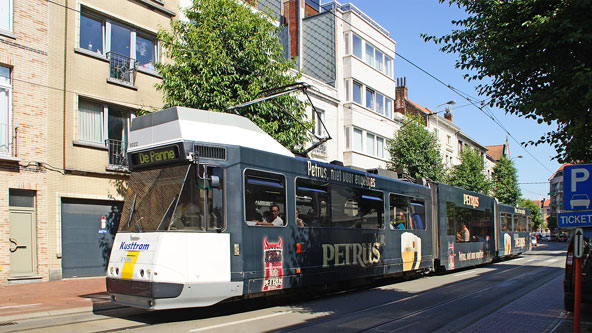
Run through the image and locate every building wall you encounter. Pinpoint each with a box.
[0,0,49,284]
[42,0,177,281]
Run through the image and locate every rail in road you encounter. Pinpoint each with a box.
[0,243,567,333]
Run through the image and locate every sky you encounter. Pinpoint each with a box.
[340,0,561,201]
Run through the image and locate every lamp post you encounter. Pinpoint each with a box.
[510,155,523,161]
[433,100,456,146]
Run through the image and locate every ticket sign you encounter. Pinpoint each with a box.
[563,164,592,211]
[130,144,183,169]
[558,211,592,228]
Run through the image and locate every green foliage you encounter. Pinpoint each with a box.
[155,0,312,150]
[386,115,446,182]
[424,0,592,163]
[447,147,491,194]
[492,156,522,205]
[519,199,543,231]
[547,215,558,233]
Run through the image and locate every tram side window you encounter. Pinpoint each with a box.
[515,215,527,232]
[331,185,383,229]
[296,178,330,227]
[390,195,426,230]
[501,213,512,232]
[447,202,493,243]
[244,169,286,227]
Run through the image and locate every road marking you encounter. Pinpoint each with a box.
[0,303,42,310]
[189,311,292,332]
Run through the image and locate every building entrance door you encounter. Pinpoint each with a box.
[9,210,37,276]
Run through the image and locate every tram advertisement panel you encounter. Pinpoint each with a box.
[437,184,495,270]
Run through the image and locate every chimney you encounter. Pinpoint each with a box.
[444,109,453,122]
[395,77,408,115]
[283,0,300,59]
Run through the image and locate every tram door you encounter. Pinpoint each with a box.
[9,190,37,277]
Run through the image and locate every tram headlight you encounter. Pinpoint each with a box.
[140,269,145,278]
[110,267,114,275]
[115,267,120,276]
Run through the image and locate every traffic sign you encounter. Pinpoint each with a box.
[564,164,592,211]
[574,228,584,258]
[558,210,592,228]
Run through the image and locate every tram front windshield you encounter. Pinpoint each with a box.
[119,164,223,232]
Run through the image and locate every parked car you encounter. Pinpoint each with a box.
[558,234,568,242]
[564,228,592,312]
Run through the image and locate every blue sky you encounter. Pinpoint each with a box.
[341,0,561,201]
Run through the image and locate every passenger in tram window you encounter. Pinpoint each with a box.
[391,209,407,230]
[257,204,284,226]
[296,208,304,227]
[461,224,470,242]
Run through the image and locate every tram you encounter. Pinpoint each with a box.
[106,107,530,310]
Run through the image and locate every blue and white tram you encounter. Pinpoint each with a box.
[105,107,531,310]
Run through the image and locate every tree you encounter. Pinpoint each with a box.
[387,115,446,182]
[447,147,491,194]
[155,0,312,150]
[519,199,543,231]
[424,0,592,163]
[547,215,558,234]
[492,156,521,205]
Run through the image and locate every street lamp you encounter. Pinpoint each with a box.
[433,100,456,142]
[510,155,523,161]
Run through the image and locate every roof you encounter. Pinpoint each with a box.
[549,163,572,181]
[485,144,505,161]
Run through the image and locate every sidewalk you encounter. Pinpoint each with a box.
[0,277,113,322]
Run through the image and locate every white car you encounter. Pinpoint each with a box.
[570,194,590,210]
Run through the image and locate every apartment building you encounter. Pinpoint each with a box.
[1,0,178,285]
[549,163,571,221]
[0,0,50,285]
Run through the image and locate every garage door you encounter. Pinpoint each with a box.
[61,198,123,278]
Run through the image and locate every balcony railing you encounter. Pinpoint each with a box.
[106,139,128,170]
[107,52,137,86]
[0,123,17,157]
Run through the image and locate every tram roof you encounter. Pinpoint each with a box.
[129,107,294,157]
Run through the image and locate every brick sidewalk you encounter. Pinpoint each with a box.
[0,277,110,321]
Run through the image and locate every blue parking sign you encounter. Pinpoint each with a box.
[563,164,592,211]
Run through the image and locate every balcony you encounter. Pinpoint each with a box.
[311,141,327,156]
[106,139,128,171]
[107,52,137,86]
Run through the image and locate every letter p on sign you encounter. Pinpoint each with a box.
[572,168,590,192]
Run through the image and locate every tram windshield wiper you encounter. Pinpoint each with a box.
[126,194,137,229]
[157,196,178,231]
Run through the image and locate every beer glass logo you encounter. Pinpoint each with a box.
[263,237,283,291]
[504,233,512,256]
[401,232,421,271]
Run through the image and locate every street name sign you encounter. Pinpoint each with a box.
[563,164,592,211]
[558,211,592,228]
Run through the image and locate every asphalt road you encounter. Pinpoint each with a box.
[0,242,569,333]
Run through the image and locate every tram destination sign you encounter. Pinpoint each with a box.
[558,210,592,228]
[130,144,183,168]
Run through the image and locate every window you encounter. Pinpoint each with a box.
[367,133,375,156]
[244,169,286,227]
[77,98,135,147]
[1,0,13,33]
[365,88,374,110]
[389,194,425,231]
[447,135,451,145]
[365,43,374,67]
[80,10,158,70]
[353,34,363,58]
[377,137,385,159]
[385,56,393,78]
[353,81,362,104]
[353,128,363,152]
[446,202,492,243]
[385,98,393,119]
[314,109,325,137]
[501,213,512,232]
[375,49,384,72]
[376,92,385,115]
[0,66,11,154]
